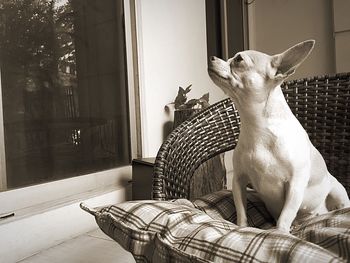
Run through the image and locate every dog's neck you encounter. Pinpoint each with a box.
[236,85,293,129]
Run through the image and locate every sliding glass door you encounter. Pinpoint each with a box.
[0,0,131,191]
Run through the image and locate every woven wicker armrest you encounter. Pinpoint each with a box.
[153,98,240,200]
[153,73,350,201]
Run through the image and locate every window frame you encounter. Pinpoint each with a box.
[205,0,249,60]
[0,70,6,191]
[0,0,140,214]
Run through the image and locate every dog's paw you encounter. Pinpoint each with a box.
[327,200,350,211]
[269,226,291,234]
[279,227,291,233]
[276,223,291,233]
[236,219,248,227]
[275,226,291,233]
[328,203,346,211]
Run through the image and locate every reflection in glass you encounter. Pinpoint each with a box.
[0,0,130,190]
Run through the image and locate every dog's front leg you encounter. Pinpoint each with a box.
[232,174,248,226]
[277,175,308,232]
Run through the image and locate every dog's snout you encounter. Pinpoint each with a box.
[210,56,216,61]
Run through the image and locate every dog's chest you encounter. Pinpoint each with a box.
[241,142,289,192]
[236,121,304,188]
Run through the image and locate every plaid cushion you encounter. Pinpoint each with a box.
[81,190,350,263]
[193,189,275,229]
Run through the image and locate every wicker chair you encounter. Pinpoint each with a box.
[153,73,350,201]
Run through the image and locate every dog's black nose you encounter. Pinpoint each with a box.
[210,56,216,61]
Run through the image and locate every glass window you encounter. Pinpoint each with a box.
[0,0,130,191]
[205,0,247,59]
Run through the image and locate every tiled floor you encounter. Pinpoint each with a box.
[19,229,135,263]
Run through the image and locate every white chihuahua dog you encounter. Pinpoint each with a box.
[208,40,350,232]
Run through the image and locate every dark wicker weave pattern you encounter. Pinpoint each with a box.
[153,73,350,201]
[283,73,350,194]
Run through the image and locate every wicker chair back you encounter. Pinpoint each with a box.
[153,73,350,200]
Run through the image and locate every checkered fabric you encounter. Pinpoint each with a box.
[193,189,275,229]
[81,190,350,263]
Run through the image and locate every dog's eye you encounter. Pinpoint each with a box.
[234,54,244,63]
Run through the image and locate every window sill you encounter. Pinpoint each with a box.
[0,165,132,215]
[0,181,132,263]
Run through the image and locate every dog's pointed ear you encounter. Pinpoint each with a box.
[271,40,315,80]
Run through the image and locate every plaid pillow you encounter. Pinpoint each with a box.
[81,200,222,262]
[81,191,349,263]
[193,189,275,229]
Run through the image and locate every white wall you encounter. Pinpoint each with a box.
[136,0,345,157]
[333,0,350,73]
[248,0,336,80]
[135,0,226,157]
